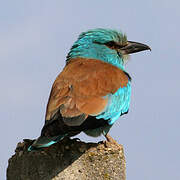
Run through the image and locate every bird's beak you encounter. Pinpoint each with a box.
[120,41,151,55]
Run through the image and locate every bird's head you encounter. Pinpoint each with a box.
[67,28,150,69]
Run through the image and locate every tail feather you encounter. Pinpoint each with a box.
[28,135,65,151]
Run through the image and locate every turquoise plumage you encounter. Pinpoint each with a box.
[67,29,126,69]
[28,28,150,151]
[96,81,131,125]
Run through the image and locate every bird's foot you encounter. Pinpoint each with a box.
[103,134,121,149]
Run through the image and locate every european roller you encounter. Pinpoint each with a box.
[28,28,150,151]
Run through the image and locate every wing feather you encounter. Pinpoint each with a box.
[45,58,130,125]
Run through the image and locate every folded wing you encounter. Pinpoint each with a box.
[45,58,130,126]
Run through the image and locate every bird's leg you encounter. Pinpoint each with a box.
[104,134,120,148]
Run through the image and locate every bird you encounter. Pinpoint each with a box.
[28,28,150,151]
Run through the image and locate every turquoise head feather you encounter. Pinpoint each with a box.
[66,28,128,70]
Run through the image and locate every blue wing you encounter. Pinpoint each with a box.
[96,81,131,125]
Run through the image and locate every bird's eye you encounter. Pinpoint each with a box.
[104,41,124,50]
[104,41,117,49]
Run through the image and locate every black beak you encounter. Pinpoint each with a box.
[120,41,151,54]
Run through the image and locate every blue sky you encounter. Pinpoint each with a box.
[1,1,180,179]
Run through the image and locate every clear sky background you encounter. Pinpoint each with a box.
[1,1,180,179]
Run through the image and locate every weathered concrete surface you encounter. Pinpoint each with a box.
[7,138,126,180]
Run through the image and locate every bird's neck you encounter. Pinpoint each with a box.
[66,43,125,70]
